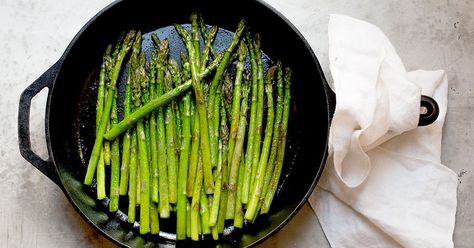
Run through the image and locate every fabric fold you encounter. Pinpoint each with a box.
[309,14,457,248]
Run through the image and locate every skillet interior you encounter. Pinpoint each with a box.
[48,0,330,246]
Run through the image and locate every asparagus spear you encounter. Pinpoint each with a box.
[198,13,218,60]
[96,46,110,132]
[190,152,204,241]
[175,20,214,194]
[176,86,192,240]
[217,101,229,234]
[156,40,170,218]
[150,201,160,234]
[197,208,202,236]
[170,61,183,152]
[109,32,125,68]
[127,32,143,207]
[119,71,132,195]
[258,62,285,212]
[174,101,183,150]
[211,83,222,170]
[145,119,152,166]
[109,97,120,212]
[148,55,160,229]
[191,12,201,70]
[205,27,220,171]
[147,52,159,203]
[223,73,234,122]
[226,76,250,219]
[84,30,135,185]
[227,41,246,171]
[148,52,160,229]
[186,199,191,238]
[209,120,223,226]
[136,166,141,206]
[234,156,245,228]
[207,20,246,175]
[103,34,125,188]
[127,37,141,222]
[171,56,192,240]
[96,151,106,200]
[192,14,217,189]
[180,53,198,198]
[102,45,116,167]
[207,18,245,114]
[103,54,221,141]
[103,125,111,166]
[200,25,218,71]
[174,54,189,149]
[133,50,151,234]
[187,100,199,197]
[144,58,154,208]
[164,70,178,204]
[142,58,152,167]
[128,130,138,223]
[200,186,211,235]
[149,139,160,235]
[181,51,192,83]
[210,194,218,240]
[261,68,291,214]
[104,33,124,173]
[209,140,223,226]
[242,33,258,204]
[95,47,111,200]
[246,66,276,220]
[250,34,265,192]
[150,139,160,233]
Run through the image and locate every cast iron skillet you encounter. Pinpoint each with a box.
[18,0,439,247]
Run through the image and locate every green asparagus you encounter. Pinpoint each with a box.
[84,30,135,185]
[109,97,120,212]
[261,68,292,214]
[175,21,214,194]
[242,32,258,204]
[226,75,249,219]
[156,40,170,218]
[164,69,178,204]
[84,13,295,241]
[249,34,264,193]
[245,66,276,221]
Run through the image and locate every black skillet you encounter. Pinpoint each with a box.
[18,0,439,247]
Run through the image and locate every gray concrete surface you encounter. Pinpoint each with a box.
[1,0,472,247]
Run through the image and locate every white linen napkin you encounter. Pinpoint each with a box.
[309,14,458,248]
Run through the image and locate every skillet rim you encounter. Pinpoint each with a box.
[45,0,332,247]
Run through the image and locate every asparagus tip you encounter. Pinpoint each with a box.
[104,44,112,58]
[267,66,277,83]
[238,18,247,28]
[238,40,247,58]
[284,67,293,86]
[254,33,261,50]
[190,12,199,22]
[158,39,169,63]
[209,25,218,36]
[151,33,161,48]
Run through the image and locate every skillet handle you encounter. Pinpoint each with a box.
[325,85,439,127]
[418,95,439,126]
[18,62,61,185]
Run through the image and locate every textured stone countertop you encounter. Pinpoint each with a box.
[1,0,473,247]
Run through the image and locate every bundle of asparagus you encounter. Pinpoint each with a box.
[84,12,292,241]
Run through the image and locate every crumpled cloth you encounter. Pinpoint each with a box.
[309,14,458,248]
